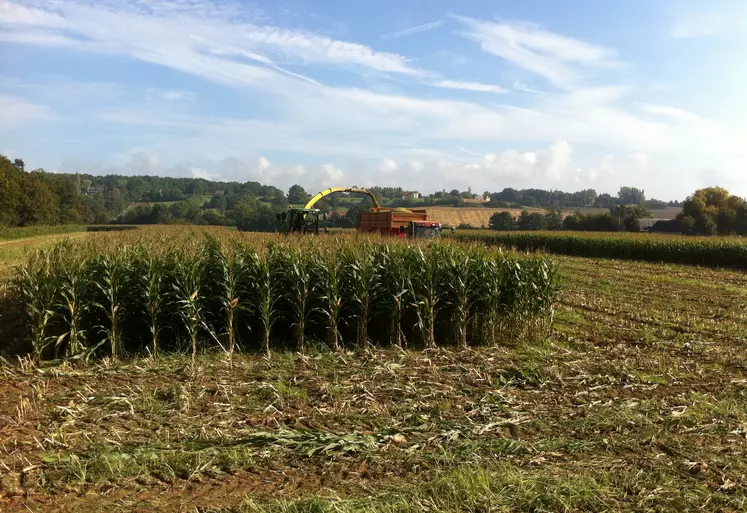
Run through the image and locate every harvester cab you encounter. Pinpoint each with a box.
[277,208,325,235]
[414,221,441,238]
[401,221,442,239]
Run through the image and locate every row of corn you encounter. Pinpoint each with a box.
[6,232,559,360]
[449,230,747,269]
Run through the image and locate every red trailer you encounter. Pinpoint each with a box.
[358,209,442,238]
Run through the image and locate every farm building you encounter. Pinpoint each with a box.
[638,219,669,231]
[649,219,683,233]
[402,191,420,200]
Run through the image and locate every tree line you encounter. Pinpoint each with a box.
[5,154,741,235]
[487,187,747,235]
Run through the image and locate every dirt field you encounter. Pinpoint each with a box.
[425,206,682,227]
[425,206,545,227]
[1,230,745,512]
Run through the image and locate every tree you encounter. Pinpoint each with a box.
[679,187,746,235]
[618,186,646,206]
[12,158,24,172]
[18,177,58,226]
[611,204,652,223]
[563,211,621,232]
[315,199,332,212]
[270,193,289,209]
[151,204,173,224]
[545,209,563,230]
[288,184,311,205]
[210,194,228,212]
[594,193,616,209]
[488,211,516,231]
[518,210,548,231]
[623,216,641,232]
[694,213,717,235]
[186,181,205,197]
[126,177,146,201]
[645,198,668,210]
[679,215,695,234]
[0,155,22,226]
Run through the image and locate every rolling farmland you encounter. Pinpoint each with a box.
[425,206,544,227]
[425,206,681,228]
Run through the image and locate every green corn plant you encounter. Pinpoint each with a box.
[13,250,56,358]
[52,242,91,357]
[171,250,204,369]
[340,242,375,346]
[55,254,89,358]
[247,244,282,356]
[204,239,250,363]
[408,245,440,349]
[439,244,478,348]
[473,249,504,346]
[280,244,315,353]
[142,246,165,358]
[372,244,409,347]
[313,247,344,352]
[91,249,128,359]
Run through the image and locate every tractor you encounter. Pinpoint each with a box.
[277,187,441,238]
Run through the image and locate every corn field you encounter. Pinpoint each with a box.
[3,229,559,360]
[449,230,747,269]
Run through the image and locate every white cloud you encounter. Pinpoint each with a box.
[378,158,398,174]
[638,103,701,123]
[0,1,66,27]
[319,163,345,187]
[512,81,549,94]
[190,167,218,180]
[0,0,422,77]
[372,141,576,192]
[536,140,572,181]
[124,151,161,174]
[0,93,54,131]
[671,15,725,39]
[629,152,650,169]
[455,15,620,88]
[146,88,198,101]
[381,20,444,39]
[433,80,508,94]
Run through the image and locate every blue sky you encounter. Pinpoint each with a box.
[1,0,745,199]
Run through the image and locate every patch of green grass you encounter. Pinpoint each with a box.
[0,225,87,241]
[235,462,746,513]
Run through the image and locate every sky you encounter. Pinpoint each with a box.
[1,0,746,200]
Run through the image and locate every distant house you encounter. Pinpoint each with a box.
[649,220,682,233]
[638,219,660,231]
[85,185,105,196]
[402,191,420,200]
[463,196,489,204]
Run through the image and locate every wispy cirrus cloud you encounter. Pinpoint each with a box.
[433,80,508,94]
[0,0,423,77]
[0,1,66,27]
[638,103,701,123]
[670,12,747,39]
[145,88,198,102]
[0,93,54,132]
[454,15,620,88]
[381,20,444,39]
